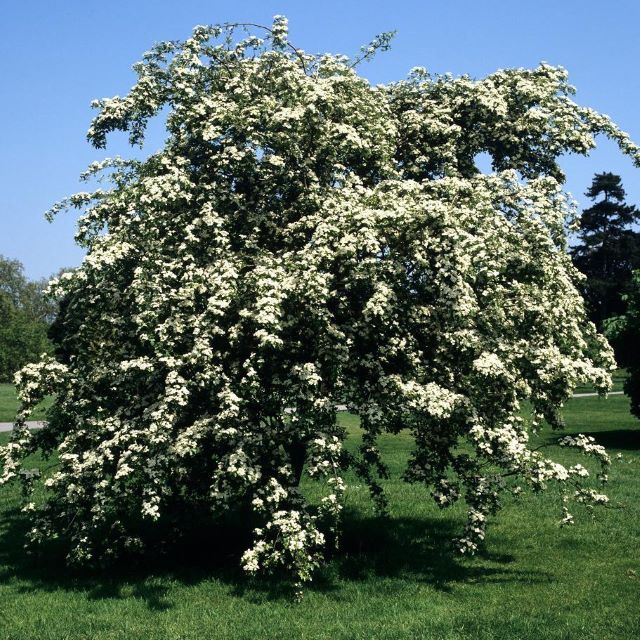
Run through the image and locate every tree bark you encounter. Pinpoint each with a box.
[288,440,307,487]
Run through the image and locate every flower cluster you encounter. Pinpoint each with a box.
[1,15,637,589]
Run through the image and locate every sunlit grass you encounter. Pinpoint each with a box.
[0,395,638,639]
[0,383,51,423]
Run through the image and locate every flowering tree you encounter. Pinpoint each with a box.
[2,17,638,591]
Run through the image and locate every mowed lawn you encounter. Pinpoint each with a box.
[0,396,638,639]
[0,383,50,423]
[573,368,628,394]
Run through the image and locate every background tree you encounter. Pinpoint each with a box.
[570,172,640,335]
[1,17,638,591]
[606,270,640,417]
[0,256,54,381]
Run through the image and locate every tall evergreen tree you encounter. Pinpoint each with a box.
[571,172,640,331]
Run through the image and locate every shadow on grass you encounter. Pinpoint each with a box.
[0,504,550,609]
[0,505,251,610]
[579,429,640,451]
[321,509,549,592]
[544,428,640,452]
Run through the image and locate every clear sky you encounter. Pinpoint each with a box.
[1,0,639,279]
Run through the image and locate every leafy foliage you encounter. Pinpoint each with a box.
[571,172,640,337]
[0,256,54,382]
[606,270,640,418]
[1,17,639,591]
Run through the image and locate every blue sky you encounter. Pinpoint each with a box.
[1,0,639,279]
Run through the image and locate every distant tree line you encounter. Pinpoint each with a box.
[0,256,58,382]
[570,172,640,365]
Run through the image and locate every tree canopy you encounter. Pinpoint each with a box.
[0,256,53,381]
[606,270,640,418]
[1,17,638,591]
[571,172,640,339]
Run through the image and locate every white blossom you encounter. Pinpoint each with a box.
[0,15,635,591]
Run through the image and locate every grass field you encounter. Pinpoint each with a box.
[0,383,51,423]
[0,395,638,639]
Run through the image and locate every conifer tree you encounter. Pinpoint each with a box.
[571,172,640,329]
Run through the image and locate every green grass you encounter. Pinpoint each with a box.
[0,396,638,639]
[0,383,51,422]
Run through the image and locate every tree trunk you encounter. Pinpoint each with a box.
[288,440,307,487]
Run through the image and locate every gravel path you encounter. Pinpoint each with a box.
[0,393,624,433]
[0,420,47,433]
[572,391,624,398]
